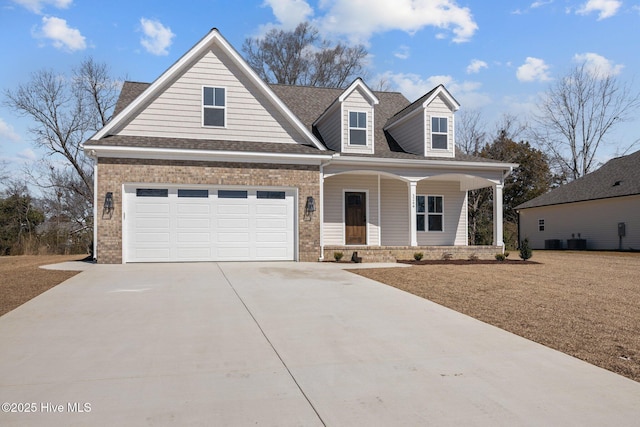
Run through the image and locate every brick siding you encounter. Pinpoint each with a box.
[96,158,320,263]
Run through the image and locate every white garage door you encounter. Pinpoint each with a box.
[124,186,295,262]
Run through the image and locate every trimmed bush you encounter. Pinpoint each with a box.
[495,253,506,262]
[333,251,344,262]
[413,252,424,261]
[519,238,533,261]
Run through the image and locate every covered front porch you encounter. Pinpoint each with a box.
[319,159,512,262]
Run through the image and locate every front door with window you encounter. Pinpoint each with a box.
[345,192,367,245]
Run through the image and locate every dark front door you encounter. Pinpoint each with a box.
[345,192,366,245]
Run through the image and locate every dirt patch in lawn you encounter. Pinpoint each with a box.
[352,251,640,382]
[0,255,85,316]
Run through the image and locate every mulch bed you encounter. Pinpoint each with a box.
[398,259,541,265]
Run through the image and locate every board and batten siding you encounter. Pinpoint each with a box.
[519,195,640,250]
[416,180,467,246]
[117,46,307,144]
[425,94,455,158]
[386,111,425,156]
[342,88,374,154]
[380,178,410,245]
[323,174,380,245]
[315,106,342,151]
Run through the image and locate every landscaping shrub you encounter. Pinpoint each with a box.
[333,251,344,262]
[519,238,533,261]
[495,253,506,261]
[413,252,424,261]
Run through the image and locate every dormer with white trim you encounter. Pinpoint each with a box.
[314,79,379,155]
[384,85,460,158]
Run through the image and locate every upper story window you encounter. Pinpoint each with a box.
[349,111,367,145]
[416,195,444,232]
[431,117,448,149]
[203,87,226,127]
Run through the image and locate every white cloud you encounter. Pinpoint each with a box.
[11,0,71,14]
[576,0,621,20]
[394,45,410,60]
[36,16,86,51]
[531,0,553,8]
[315,0,478,44]
[264,0,314,29]
[0,118,21,142]
[139,18,175,56]
[17,148,37,161]
[466,59,488,74]
[574,52,623,77]
[380,72,490,109]
[516,57,552,82]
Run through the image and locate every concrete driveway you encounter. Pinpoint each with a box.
[1,262,640,426]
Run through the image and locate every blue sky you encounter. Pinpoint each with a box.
[1,0,639,179]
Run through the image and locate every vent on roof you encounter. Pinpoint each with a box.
[613,180,623,187]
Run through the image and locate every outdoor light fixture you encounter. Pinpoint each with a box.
[103,192,114,214]
[305,196,316,213]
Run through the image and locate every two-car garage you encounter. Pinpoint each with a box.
[123,185,296,262]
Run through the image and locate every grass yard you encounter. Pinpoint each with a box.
[352,251,640,382]
[0,255,83,316]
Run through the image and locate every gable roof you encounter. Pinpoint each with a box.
[384,84,460,131]
[517,150,640,209]
[90,28,325,150]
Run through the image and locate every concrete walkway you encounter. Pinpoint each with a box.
[1,262,639,426]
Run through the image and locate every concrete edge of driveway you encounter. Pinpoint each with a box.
[39,260,410,272]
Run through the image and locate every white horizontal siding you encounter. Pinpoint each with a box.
[425,94,455,158]
[118,46,307,144]
[416,180,467,246]
[387,111,425,156]
[342,88,374,154]
[380,178,409,245]
[519,195,640,250]
[316,106,341,151]
[323,174,380,245]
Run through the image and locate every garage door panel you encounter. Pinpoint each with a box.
[177,232,210,243]
[126,186,295,262]
[256,204,287,215]
[218,204,249,214]
[136,203,169,214]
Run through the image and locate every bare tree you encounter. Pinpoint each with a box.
[243,22,368,88]
[456,109,487,156]
[533,62,640,180]
[4,57,119,209]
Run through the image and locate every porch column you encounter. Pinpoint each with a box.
[409,181,417,246]
[493,183,504,247]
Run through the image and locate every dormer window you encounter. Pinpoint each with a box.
[431,117,447,149]
[349,111,367,145]
[203,86,226,127]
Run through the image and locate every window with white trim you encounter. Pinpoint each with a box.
[416,195,444,232]
[203,87,226,127]
[431,117,448,149]
[349,111,367,145]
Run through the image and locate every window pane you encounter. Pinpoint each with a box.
[218,190,247,199]
[204,108,224,126]
[432,134,447,149]
[358,112,366,128]
[214,87,225,107]
[178,189,208,198]
[417,214,425,231]
[203,87,214,106]
[136,188,168,197]
[416,195,425,213]
[428,196,443,213]
[257,191,286,199]
[349,111,357,126]
[350,129,366,145]
[428,214,443,231]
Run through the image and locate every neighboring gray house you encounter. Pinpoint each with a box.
[84,28,516,264]
[516,150,640,250]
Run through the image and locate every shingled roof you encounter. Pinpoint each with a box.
[100,80,494,163]
[516,150,640,209]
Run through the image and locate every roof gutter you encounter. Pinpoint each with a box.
[329,154,519,171]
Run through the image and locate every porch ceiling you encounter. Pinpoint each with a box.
[324,170,498,190]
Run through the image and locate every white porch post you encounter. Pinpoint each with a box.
[409,181,417,246]
[319,165,325,261]
[493,183,504,247]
